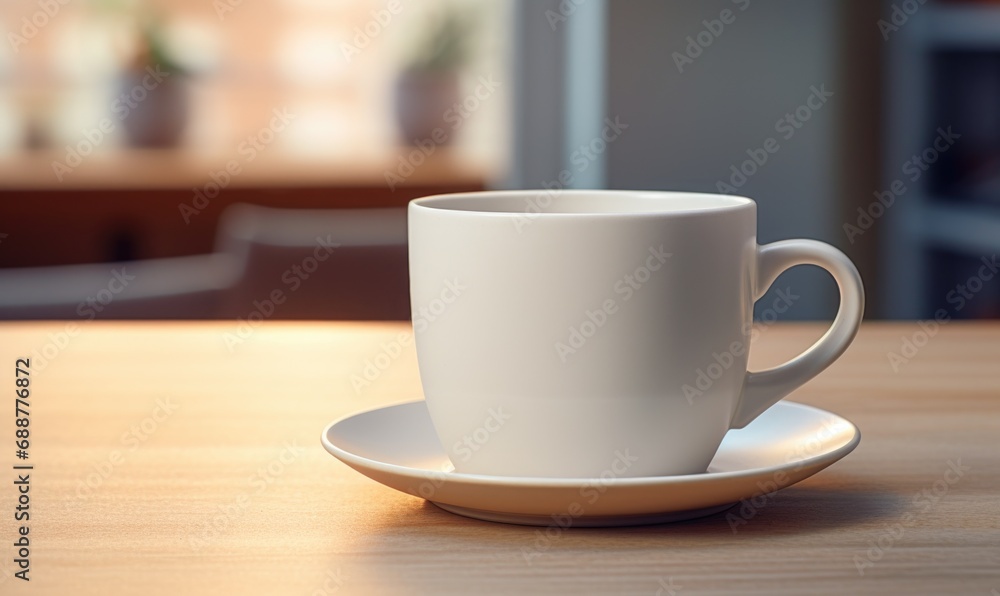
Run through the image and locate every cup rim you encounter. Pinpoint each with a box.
[410,190,755,218]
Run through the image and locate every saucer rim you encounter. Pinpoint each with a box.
[321,400,861,488]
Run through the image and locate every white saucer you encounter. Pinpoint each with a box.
[321,400,860,527]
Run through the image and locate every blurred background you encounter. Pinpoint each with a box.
[0,0,996,322]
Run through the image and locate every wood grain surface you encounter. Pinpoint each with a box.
[0,321,998,595]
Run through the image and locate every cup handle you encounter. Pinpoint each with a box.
[730,239,865,429]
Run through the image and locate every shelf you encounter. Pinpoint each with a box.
[915,4,1000,49]
[0,148,496,191]
[917,200,1000,253]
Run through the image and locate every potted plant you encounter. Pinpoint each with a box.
[393,9,472,146]
[117,20,190,147]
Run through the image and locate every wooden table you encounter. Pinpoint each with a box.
[1,321,998,594]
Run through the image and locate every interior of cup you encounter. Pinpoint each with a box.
[412,190,754,215]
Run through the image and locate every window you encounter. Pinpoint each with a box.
[0,0,509,186]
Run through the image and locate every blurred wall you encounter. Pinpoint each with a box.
[507,0,567,189]
[507,0,882,319]
[605,0,883,320]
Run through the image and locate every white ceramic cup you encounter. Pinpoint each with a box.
[408,190,863,478]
